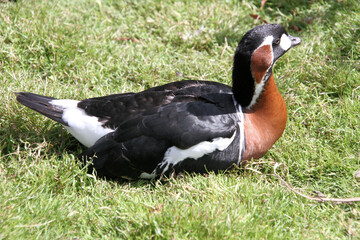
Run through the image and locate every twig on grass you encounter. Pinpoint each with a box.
[271,172,360,204]
[245,161,360,204]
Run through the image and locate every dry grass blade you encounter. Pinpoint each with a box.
[260,0,268,10]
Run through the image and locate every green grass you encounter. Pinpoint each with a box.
[1,0,360,239]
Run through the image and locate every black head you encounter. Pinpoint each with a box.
[235,24,301,64]
[232,24,301,108]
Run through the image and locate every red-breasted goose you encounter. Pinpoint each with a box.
[16,24,301,179]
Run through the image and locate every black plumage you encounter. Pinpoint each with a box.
[78,80,232,129]
[17,80,242,179]
[16,92,67,126]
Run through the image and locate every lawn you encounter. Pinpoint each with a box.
[1,0,360,239]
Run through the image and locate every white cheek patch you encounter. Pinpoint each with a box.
[279,33,292,51]
[50,99,115,147]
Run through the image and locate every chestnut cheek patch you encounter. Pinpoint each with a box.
[251,45,273,84]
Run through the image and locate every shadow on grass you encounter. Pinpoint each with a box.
[246,0,358,29]
[215,0,359,49]
[1,116,82,158]
[1,117,199,187]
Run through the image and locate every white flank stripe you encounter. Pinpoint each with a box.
[153,131,237,175]
[232,96,245,164]
[50,99,114,147]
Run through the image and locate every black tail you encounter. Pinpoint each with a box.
[15,92,68,126]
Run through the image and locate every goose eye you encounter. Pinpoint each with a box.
[274,38,281,45]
